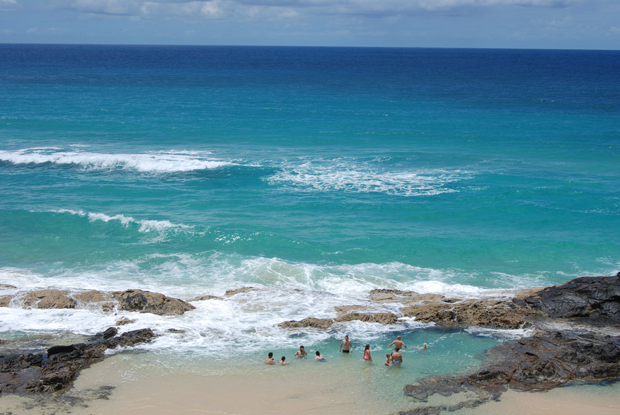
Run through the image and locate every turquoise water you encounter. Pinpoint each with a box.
[0,46,619,363]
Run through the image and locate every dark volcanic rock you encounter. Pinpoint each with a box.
[112,289,195,315]
[520,276,620,323]
[0,328,155,394]
[400,329,620,414]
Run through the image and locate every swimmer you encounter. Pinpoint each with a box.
[280,356,287,365]
[294,345,308,358]
[363,344,372,362]
[265,352,275,365]
[417,343,428,350]
[339,335,352,353]
[391,347,403,365]
[385,354,392,366]
[315,351,325,361]
[389,336,407,350]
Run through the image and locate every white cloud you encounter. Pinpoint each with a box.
[52,0,581,19]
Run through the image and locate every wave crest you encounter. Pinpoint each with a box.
[0,148,233,172]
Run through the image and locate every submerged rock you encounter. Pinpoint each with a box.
[0,295,13,307]
[334,305,371,315]
[0,284,16,290]
[0,328,155,394]
[112,289,195,315]
[189,295,224,301]
[224,287,256,297]
[115,317,135,326]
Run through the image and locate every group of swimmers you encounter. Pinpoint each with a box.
[264,335,428,366]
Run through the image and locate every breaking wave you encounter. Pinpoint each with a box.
[0,148,233,172]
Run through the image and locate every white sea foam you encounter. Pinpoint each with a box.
[0,251,527,356]
[0,147,233,172]
[49,209,190,233]
[265,160,471,196]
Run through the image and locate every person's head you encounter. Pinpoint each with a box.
[268,352,273,358]
[423,343,428,349]
[397,336,401,340]
[365,344,370,350]
[345,335,349,340]
[281,356,286,361]
[386,354,391,358]
[316,351,320,356]
[395,347,400,352]
[300,345,305,350]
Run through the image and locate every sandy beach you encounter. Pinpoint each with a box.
[2,352,619,415]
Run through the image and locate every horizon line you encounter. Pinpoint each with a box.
[1,42,619,52]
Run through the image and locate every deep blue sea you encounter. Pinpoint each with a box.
[0,46,619,400]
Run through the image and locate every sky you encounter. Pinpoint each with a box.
[0,0,619,49]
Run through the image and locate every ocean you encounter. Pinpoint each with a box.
[0,44,619,411]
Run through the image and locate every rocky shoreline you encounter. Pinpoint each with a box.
[1,275,619,414]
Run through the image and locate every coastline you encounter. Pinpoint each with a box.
[2,353,619,415]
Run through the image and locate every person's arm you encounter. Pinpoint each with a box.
[403,342,408,349]
[369,352,372,362]
[339,341,342,352]
[389,340,395,347]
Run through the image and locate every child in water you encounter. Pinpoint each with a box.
[315,351,325,361]
[385,354,392,366]
[280,356,287,365]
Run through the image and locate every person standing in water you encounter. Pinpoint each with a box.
[363,344,372,362]
[389,336,407,350]
[294,345,307,358]
[339,335,353,353]
[280,356,287,365]
[315,351,325,361]
[391,348,403,365]
[265,352,275,365]
[385,354,392,366]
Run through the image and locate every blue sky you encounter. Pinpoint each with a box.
[1,0,619,48]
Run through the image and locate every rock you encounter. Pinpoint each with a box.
[73,290,115,312]
[115,317,135,326]
[189,295,224,301]
[278,318,334,330]
[519,276,620,323]
[73,290,113,303]
[224,287,256,297]
[369,289,418,296]
[22,289,77,309]
[167,328,186,333]
[0,328,155,394]
[334,312,399,325]
[401,329,620,414]
[0,295,13,307]
[0,284,16,290]
[369,291,445,305]
[334,305,370,315]
[402,298,542,330]
[112,289,195,315]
